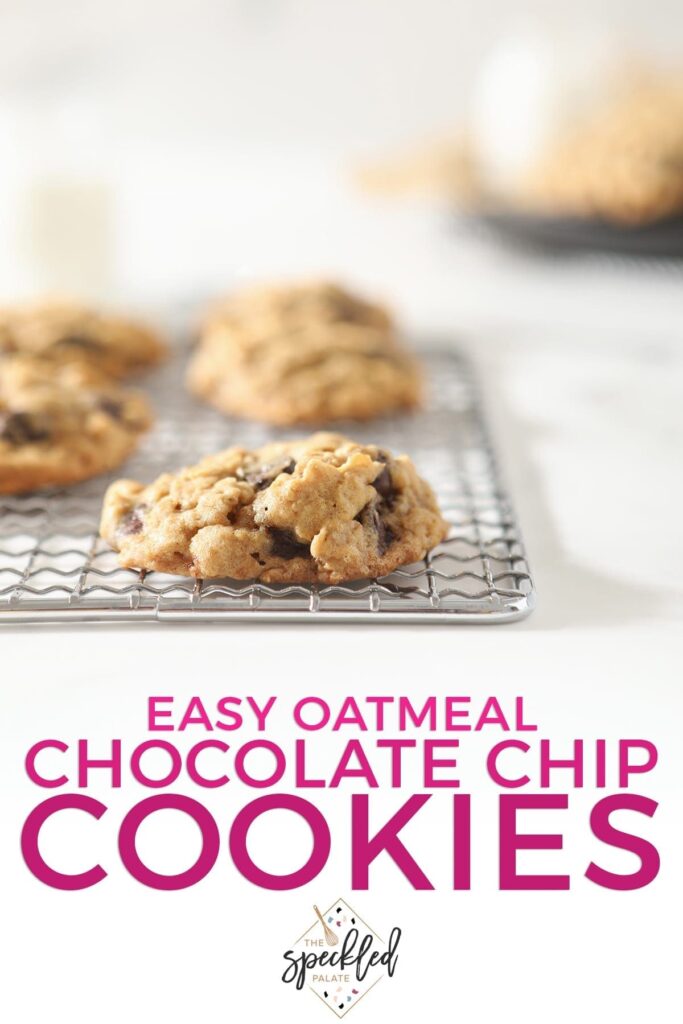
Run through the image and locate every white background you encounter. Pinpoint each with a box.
[1,2,683,1021]
[1,619,681,1023]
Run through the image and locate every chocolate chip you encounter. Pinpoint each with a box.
[0,411,51,445]
[356,501,395,555]
[53,333,102,351]
[238,456,295,490]
[117,505,147,536]
[329,295,365,322]
[97,397,124,420]
[373,464,395,502]
[378,517,396,554]
[268,527,310,560]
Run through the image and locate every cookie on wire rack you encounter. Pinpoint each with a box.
[187,280,423,425]
[0,298,167,379]
[0,355,153,494]
[100,432,448,582]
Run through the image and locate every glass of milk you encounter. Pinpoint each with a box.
[0,95,114,301]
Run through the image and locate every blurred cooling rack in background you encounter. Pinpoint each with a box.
[461,210,683,260]
[0,346,534,625]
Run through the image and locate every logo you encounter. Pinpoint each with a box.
[281,897,401,1017]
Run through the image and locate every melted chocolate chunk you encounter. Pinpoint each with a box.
[328,295,367,323]
[373,464,395,502]
[117,505,147,536]
[53,333,102,351]
[356,501,396,555]
[377,516,395,555]
[268,527,310,560]
[238,456,296,490]
[97,397,124,420]
[0,411,51,445]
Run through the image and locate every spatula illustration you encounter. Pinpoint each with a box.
[313,904,339,946]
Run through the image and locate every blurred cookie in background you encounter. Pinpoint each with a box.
[360,28,683,248]
[357,139,480,201]
[517,75,683,225]
[202,280,393,335]
[0,354,152,494]
[0,299,167,379]
[188,281,423,426]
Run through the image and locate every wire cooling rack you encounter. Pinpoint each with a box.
[0,346,534,624]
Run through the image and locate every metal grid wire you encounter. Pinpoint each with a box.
[0,347,534,624]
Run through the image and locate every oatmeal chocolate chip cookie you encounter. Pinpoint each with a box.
[187,281,422,425]
[100,432,448,582]
[202,279,394,335]
[0,299,167,378]
[0,355,152,494]
[520,76,683,225]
